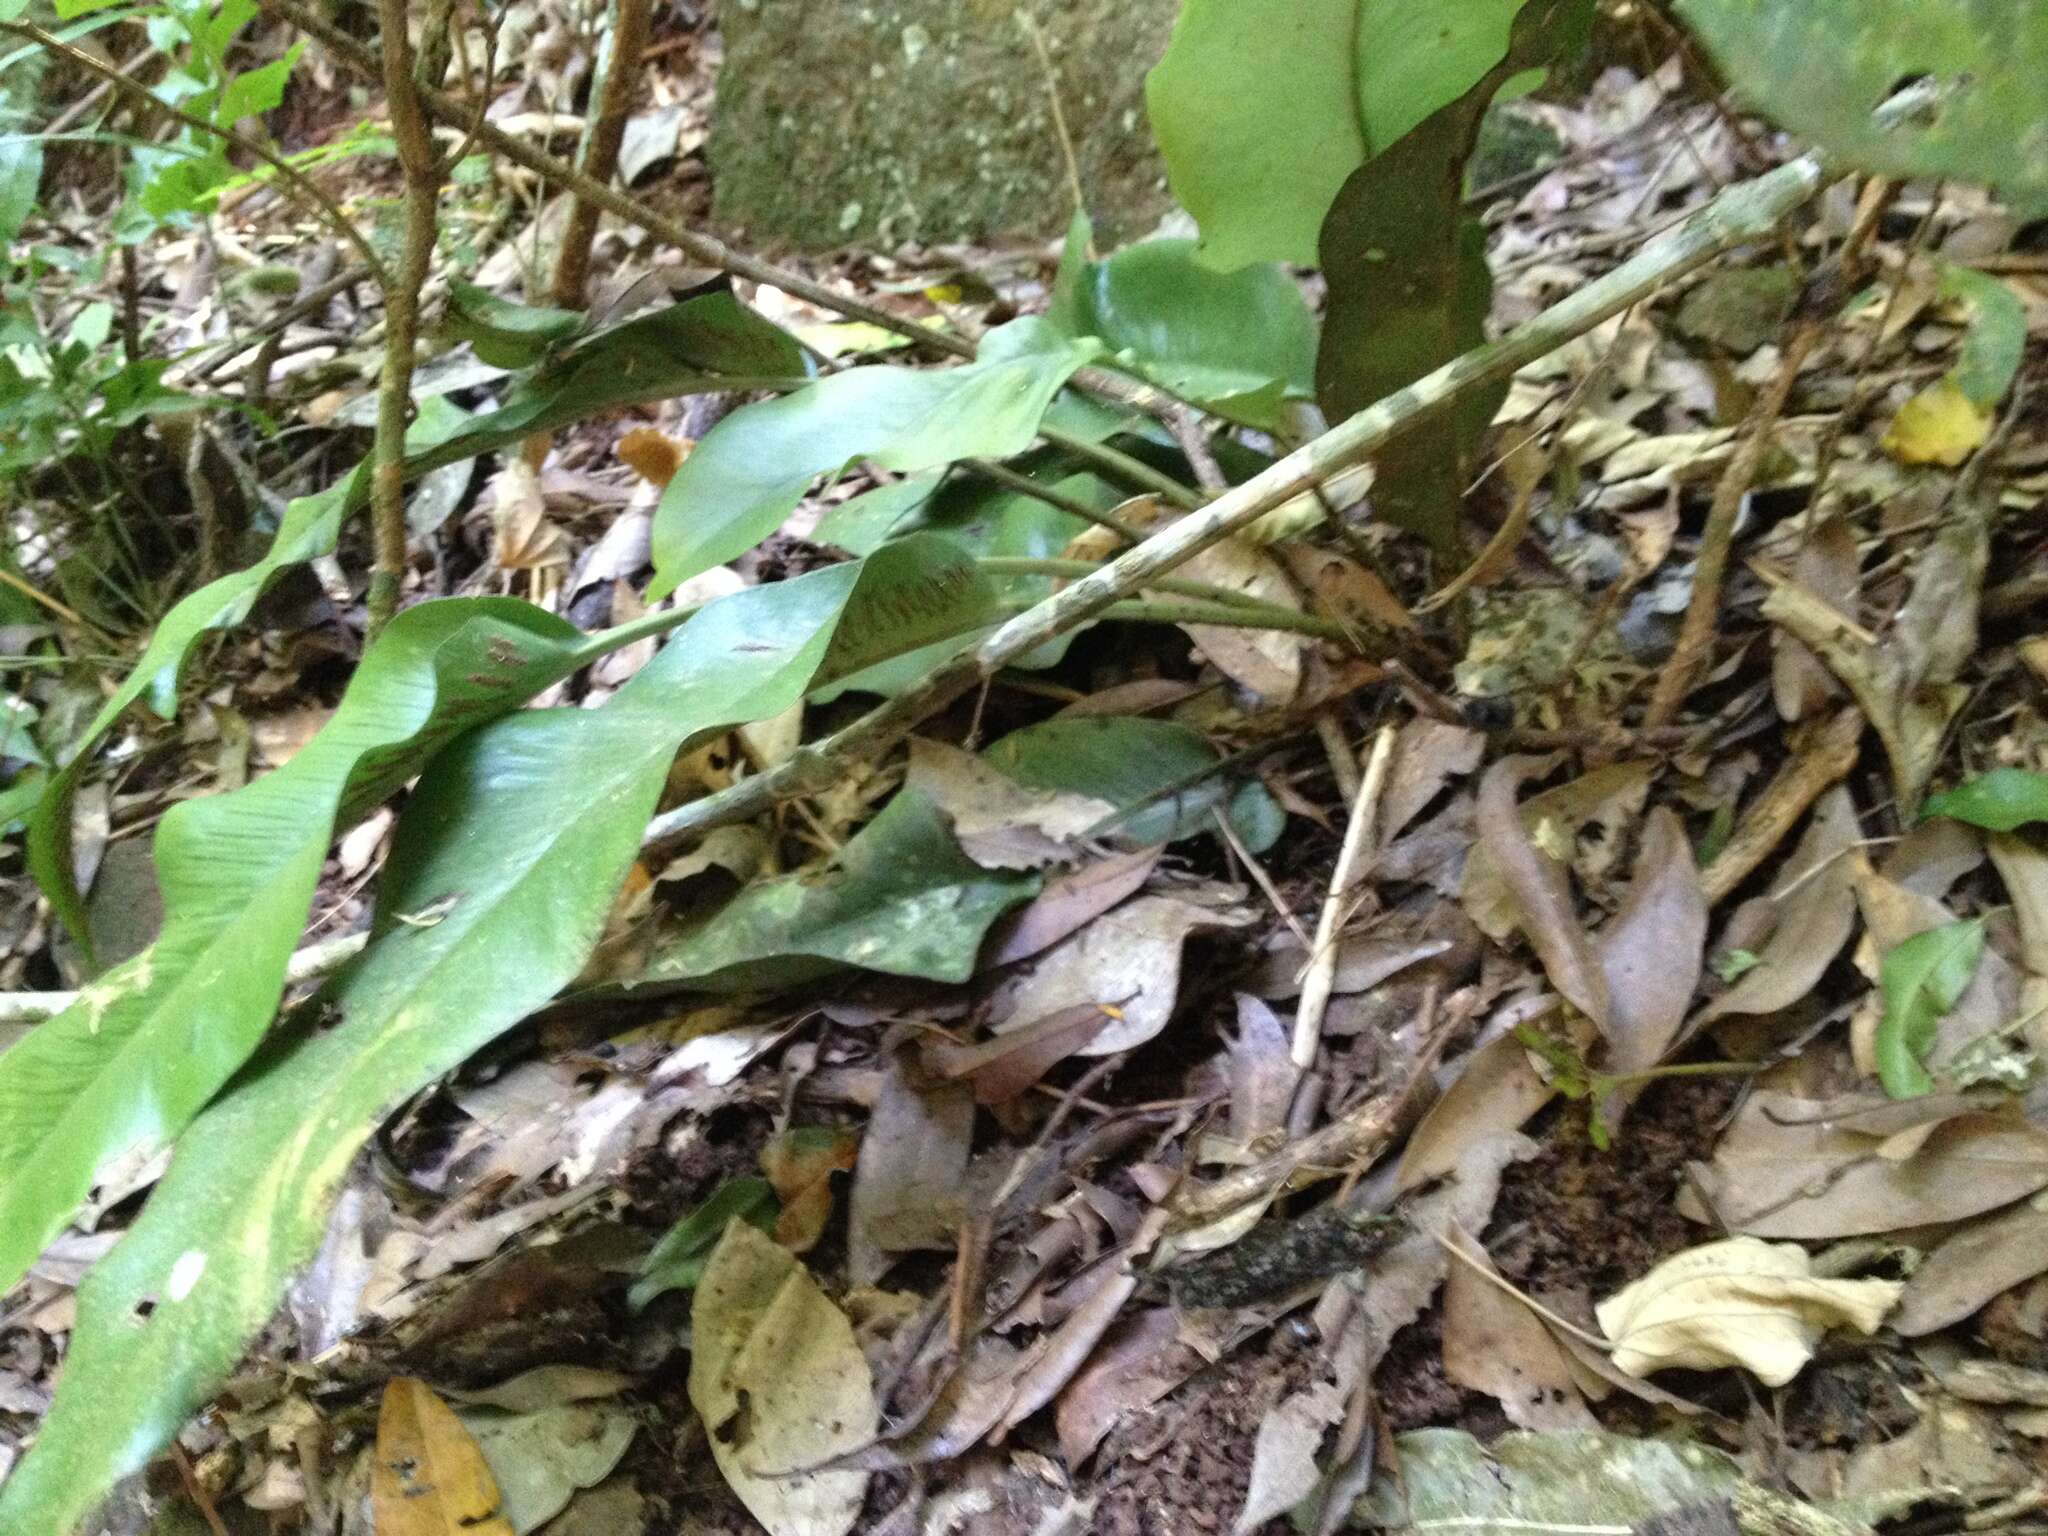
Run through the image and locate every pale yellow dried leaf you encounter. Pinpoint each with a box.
[1881,377,1992,467]
[1595,1237,1901,1387]
[688,1222,875,1536]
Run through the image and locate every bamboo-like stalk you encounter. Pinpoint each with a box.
[641,149,1832,853]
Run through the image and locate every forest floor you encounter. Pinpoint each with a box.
[5,6,2048,1536]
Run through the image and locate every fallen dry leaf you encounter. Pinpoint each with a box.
[373,1378,515,1536]
[847,1058,972,1284]
[1442,1222,1595,1429]
[1463,759,1653,944]
[1682,1092,2048,1238]
[1881,376,1992,466]
[906,738,1115,870]
[1381,719,1486,842]
[981,847,1161,968]
[1893,1197,2048,1337]
[1472,758,1610,1027]
[689,1221,876,1536]
[1692,789,1862,1037]
[1169,538,1304,705]
[1596,1237,1900,1386]
[1596,806,1705,1072]
[988,890,1252,1054]
[1771,515,1859,722]
[762,1128,860,1254]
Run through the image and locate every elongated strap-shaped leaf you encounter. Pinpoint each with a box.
[0,598,599,1299]
[648,316,1097,598]
[28,292,806,949]
[0,535,1003,1536]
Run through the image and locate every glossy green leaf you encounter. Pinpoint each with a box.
[1144,0,1537,269]
[445,278,584,369]
[629,1177,778,1309]
[1876,918,1986,1099]
[985,716,1283,853]
[1940,266,2027,409]
[0,542,982,1536]
[637,787,1035,993]
[1317,0,1590,555]
[1050,236,1316,431]
[814,463,1121,677]
[1670,0,2048,216]
[411,290,811,479]
[648,316,1097,597]
[1922,768,2048,833]
[0,597,600,1300]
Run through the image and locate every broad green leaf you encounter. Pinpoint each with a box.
[647,316,1097,598]
[1355,0,1529,151]
[1317,0,1590,555]
[0,132,39,243]
[27,293,806,947]
[1940,266,2026,409]
[636,788,1036,993]
[1144,0,1536,269]
[814,463,1122,674]
[411,290,811,478]
[985,716,1283,853]
[1049,237,1316,431]
[628,1177,778,1309]
[1876,918,1986,1099]
[0,542,987,1536]
[1922,768,2048,833]
[1671,0,2048,216]
[0,597,600,1299]
[445,278,584,369]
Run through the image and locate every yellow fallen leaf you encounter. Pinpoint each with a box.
[689,1220,876,1536]
[1881,376,1992,467]
[1595,1237,1900,1387]
[373,1377,515,1536]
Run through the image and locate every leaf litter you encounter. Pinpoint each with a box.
[3,11,2048,1536]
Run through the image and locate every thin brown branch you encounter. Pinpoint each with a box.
[366,0,445,635]
[1644,176,1891,727]
[550,0,653,308]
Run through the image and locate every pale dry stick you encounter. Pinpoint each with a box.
[365,0,446,636]
[1291,724,1396,1069]
[0,932,367,1026]
[549,0,653,310]
[643,149,1837,855]
[1212,809,1313,950]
